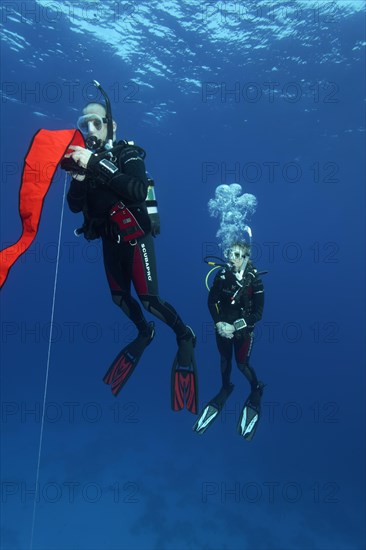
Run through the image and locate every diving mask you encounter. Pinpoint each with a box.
[77,113,107,134]
[226,246,249,261]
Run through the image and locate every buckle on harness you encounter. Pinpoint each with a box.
[109,201,144,244]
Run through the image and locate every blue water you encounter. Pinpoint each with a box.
[1,2,365,549]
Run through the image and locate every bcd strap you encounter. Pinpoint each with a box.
[109,201,145,243]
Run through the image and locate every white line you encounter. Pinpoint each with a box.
[29,173,67,550]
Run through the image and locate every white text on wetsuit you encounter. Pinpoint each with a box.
[141,244,152,281]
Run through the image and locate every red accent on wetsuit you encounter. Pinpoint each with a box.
[0,129,85,288]
[132,244,149,295]
[235,333,253,364]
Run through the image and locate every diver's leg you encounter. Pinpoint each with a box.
[234,332,264,439]
[234,331,260,390]
[131,234,189,339]
[192,334,234,433]
[207,333,235,408]
[216,332,233,390]
[102,237,150,334]
[131,234,198,411]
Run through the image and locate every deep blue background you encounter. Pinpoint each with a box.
[1,2,365,549]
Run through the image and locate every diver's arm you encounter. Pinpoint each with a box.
[67,178,87,213]
[87,148,149,203]
[208,272,224,323]
[208,292,220,323]
[108,152,149,202]
[246,276,264,326]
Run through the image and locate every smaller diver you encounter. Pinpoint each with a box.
[193,241,265,440]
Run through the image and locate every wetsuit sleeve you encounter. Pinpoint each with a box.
[87,147,148,203]
[246,275,264,327]
[208,271,224,323]
[67,178,87,213]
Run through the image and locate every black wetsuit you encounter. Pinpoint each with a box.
[208,263,264,392]
[67,141,188,338]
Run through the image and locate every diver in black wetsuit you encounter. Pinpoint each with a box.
[193,241,265,438]
[62,82,197,411]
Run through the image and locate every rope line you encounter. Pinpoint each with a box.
[30,173,68,550]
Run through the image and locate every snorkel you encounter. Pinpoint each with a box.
[92,80,113,149]
[83,80,114,152]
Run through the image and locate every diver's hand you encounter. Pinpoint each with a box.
[64,145,92,169]
[150,213,160,237]
[70,171,86,181]
[216,322,235,339]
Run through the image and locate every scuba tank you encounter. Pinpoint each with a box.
[146,177,160,237]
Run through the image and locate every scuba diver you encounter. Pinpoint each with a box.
[61,81,198,413]
[193,241,265,439]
